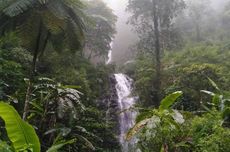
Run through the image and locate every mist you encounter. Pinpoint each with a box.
[210,0,228,9]
[102,0,230,64]
[103,0,138,64]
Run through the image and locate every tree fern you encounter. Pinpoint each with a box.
[2,0,36,17]
[0,0,86,52]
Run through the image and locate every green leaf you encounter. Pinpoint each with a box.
[46,139,76,152]
[201,90,223,106]
[126,118,151,141]
[0,140,13,152]
[29,101,43,112]
[0,102,40,152]
[200,90,215,96]
[222,107,230,119]
[62,85,81,89]
[201,104,212,113]
[135,110,154,123]
[74,134,95,150]
[212,94,221,105]
[159,91,183,111]
[207,77,220,91]
[160,145,164,152]
[175,141,190,148]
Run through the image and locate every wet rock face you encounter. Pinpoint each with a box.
[104,75,120,135]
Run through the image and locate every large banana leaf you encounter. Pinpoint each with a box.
[159,91,183,111]
[0,102,40,152]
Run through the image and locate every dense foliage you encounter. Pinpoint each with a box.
[127,87,230,152]
[0,0,119,151]
[1,0,230,151]
[123,0,230,151]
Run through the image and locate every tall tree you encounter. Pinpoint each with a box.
[127,0,185,106]
[188,0,211,42]
[221,1,230,39]
[84,0,117,63]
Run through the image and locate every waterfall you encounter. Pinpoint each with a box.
[114,73,139,152]
[103,3,139,150]
[106,41,113,64]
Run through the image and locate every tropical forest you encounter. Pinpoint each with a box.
[0,0,230,152]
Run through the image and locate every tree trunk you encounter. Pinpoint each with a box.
[196,23,201,42]
[152,0,161,107]
[23,20,43,120]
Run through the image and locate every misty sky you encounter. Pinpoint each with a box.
[103,0,138,64]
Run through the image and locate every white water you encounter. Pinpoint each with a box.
[106,41,113,64]
[114,73,139,152]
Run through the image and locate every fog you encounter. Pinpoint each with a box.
[103,0,138,64]
[210,0,228,9]
[103,0,229,64]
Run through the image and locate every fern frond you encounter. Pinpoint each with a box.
[2,0,37,17]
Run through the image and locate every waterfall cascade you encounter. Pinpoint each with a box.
[114,73,139,152]
[104,6,139,150]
